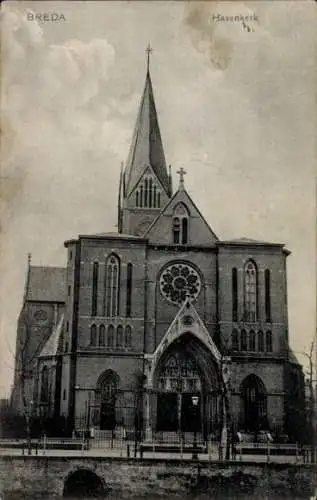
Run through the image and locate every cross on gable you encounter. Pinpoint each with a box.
[176,167,187,188]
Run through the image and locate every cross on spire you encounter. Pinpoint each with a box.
[176,167,187,189]
[145,43,153,72]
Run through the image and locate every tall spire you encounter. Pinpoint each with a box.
[124,46,170,197]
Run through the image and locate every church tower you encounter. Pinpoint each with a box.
[118,46,172,236]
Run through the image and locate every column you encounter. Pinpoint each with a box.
[144,390,152,441]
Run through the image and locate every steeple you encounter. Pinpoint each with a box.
[124,46,170,198]
[120,47,172,236]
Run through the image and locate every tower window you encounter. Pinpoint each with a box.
[172,203,189,245]
[232,329,239,351]
[116,325,123,347]
[107,325,114,348]
[125,325,132,347]
[266,330,273,352]
[92,261,99,317]
[244,260,257,322]
[99,325,105,346]
[258,331,264,352]
[265,269,271,322]
[135,175,161,208]
[232,268,238,322]
[90,325,97,345]
[104,255,120,317]
[126,263,133,317]
[241,329,247,351]
[249,329,256,351]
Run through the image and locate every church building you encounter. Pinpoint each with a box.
[11,54,305,442]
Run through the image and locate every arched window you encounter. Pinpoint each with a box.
[244,260,257,322]
[135,176,160,209]
[116,325,123,347]
[266,330,273,352]
[173,217,180,244]
[153,185,157,208]
[125,325,132,347]
[241,375,267,432]
[105,255,120,317]
[149,178,153,207]
[182,219,188,244]
[232,268,238,322]
[258,330,264,352]
[157,192,161,208]
[40,366,49,403]
[107,325,114,348]
[97,370,120,430]
[249,329,256,351]
[172,203,189,245]
[126,263,132,317]
[265,269,271,323]
[99,325,105,347]
[144,178,148,207]
[140,185,143,207]
[232,329,239,351]
[90,324,97,345]
[91,262,99,317]
[241,329,247,351]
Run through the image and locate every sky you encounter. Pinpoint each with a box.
[0,0,316,397]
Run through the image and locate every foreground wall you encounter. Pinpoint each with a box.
[0,455,316,498]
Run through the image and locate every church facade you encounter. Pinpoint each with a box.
[11,60,305,441]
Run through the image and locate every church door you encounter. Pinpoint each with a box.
[99,372,118,430]
[156,353,202,433]
[242,375,267,432]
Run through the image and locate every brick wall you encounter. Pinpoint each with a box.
[0,455,315,498]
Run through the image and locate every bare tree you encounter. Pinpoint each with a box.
[301,339,316,463]
[9,256,49,453]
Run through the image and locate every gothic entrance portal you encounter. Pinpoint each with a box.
[241,375,268,432]
[96,370,119,430]
[153,335,220,439]
[156,353,202,432]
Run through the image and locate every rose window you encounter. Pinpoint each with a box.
[159,263,201,305]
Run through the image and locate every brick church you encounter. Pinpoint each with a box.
[11,55,305,442]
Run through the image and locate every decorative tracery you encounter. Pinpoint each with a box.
[104,254,120,317]
[135,175,161,208]
[159,262,201,305]
[244,260,257,322]
[158,353,201,393]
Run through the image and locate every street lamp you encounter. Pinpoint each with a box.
[192,395,199,460]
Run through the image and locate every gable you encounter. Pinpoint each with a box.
[144,298,221,388]
[128,165,170,210]
[144,188,218,246]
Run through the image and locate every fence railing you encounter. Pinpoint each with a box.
[0,436,315,463]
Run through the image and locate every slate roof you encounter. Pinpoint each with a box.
[124,69,170,196]
[82,232,146,239]
[27,266,66,302]
[218,237,283,246]
[288,349,301,366]
[39,314,64,358]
